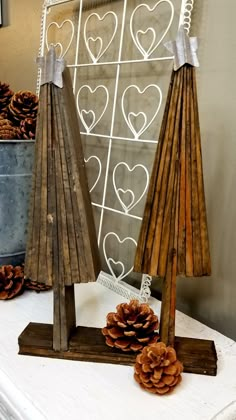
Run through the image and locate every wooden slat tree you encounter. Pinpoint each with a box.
[24,47,101,351]
[134,27,211,347]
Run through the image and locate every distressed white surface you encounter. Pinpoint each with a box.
[0,283,236,420]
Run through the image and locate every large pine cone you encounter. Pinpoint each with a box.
[8,90,38,126]
[0,265,24,300]
[0,118,20,139]
[134,342,183,395]
[19,117,36,139]
[102,300,159,352]
[0,82,14,115]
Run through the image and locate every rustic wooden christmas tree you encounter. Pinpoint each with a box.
[18,46,102,355]
[133,27,217,375]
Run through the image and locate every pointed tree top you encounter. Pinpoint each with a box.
[165,26,199,71]
[37,46,65,88]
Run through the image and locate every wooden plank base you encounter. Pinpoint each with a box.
[18,323,217,375]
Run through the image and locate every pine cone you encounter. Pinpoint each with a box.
[8,90,38,126]
[0,265,24,300]
[134,342,183,395]
[0,82,14,115]
[24,278,51,292]
[19,117,36,139]
[0,118,20,139]
[102,300,159,352]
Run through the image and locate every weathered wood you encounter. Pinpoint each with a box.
[185,66,194,276]
[178,66,187,275]
[18,322,217,376]
[160,160,179,346]
[148,70,181,276]
[23,53,101,352]
[134,64,212,354]
[192,69,211,276]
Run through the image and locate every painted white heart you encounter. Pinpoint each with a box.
[136,28,156,59]
[46,19,75,58]
[87,37,103,63]
[121,84,162,139]
[130,1,174,58]
[84,11,118,63]
[107,258,125,281]
[127,111,147,138]
[116,188,135,213]
[77,85,109,133]
[84,155,102,193]
[113,163,149,214]
[80,110,96,133]
[103,232,137,281]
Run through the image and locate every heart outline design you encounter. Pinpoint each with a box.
[87,37,103,63]
[107,258,125,281]
[77,85,109,133]
[80,110,96,133]
[46,19,75,58]
[121,84,162,139]
[84,155,102,193]
[84,11,118,63]
[116,188,135,213]
[103,232,137,281]
[127,111,147,138]
[130,1,174,59]
[136,28,156,59]
[113,162,149,214]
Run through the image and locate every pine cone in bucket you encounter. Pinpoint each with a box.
[102,300,159,352]
[0,265,24,300]
[134,342,183,395]
[19,117,36,139]
[0,82,14,115]
[8,90,38,126]
[0,118,20,139]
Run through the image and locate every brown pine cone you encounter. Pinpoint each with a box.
[24,278,51,292]
[0,118,20,139]
[8,90,38,126]
[0,265,24,300]
[0,82,14,115]
[19,117,36,139]
[134,342,183,395]
[102,299,159,352]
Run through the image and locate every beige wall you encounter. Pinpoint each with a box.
[0,0,43,92]
[1,0,235,340]
[176,0,236,339]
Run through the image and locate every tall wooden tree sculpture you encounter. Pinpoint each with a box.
[19,46,101,353]
[134,27,217,375]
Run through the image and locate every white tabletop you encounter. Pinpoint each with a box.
[1,282,236,420]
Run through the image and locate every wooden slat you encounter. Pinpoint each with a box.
[185,66,194,276]
[177,65,187,275]
[157,68,183,277]
[189,67,202,276]
[192,69,211,276]
[38,83,49,283]
[147,71,181,275]
[18,322,217,376]
[46,83,53,285]
[134,70,175,273]
[57,85,80,284]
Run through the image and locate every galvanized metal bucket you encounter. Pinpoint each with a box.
[0,140,34,266]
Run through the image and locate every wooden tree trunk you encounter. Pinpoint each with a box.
[53,283,76,351]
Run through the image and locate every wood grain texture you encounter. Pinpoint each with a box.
[18,322,217,376]
[134,65,211,278]
[134,64,211,347]
[24,69,101,287]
